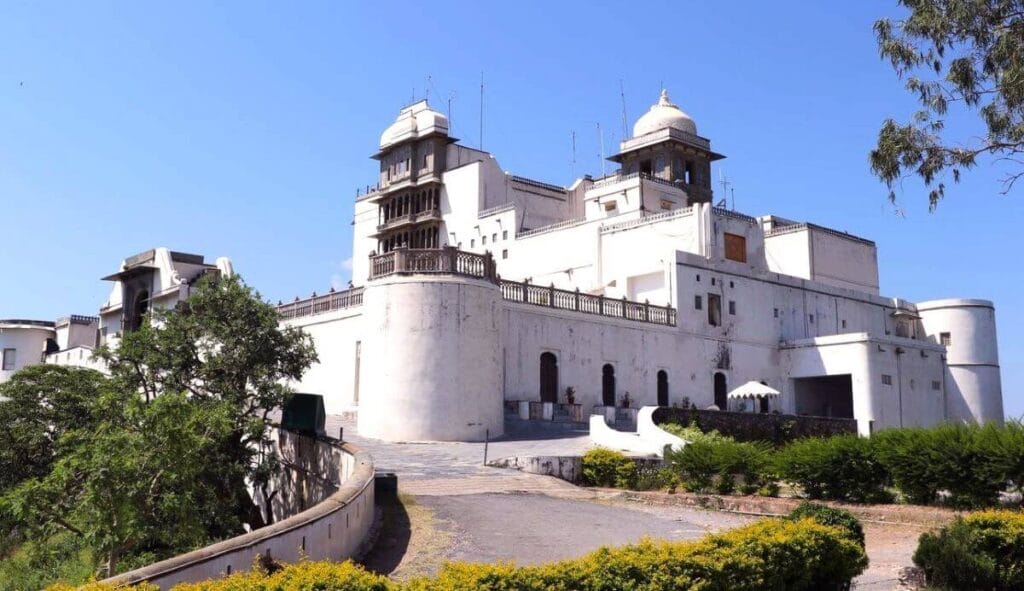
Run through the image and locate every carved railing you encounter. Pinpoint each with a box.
[368,247,498,283]
[277,287,365,320]
[499,280,676,327]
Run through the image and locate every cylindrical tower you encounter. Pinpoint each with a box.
[358,272,503,442]
[916,299,1003,424]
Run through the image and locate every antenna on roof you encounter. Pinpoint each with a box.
[425,75,431,103]
[447,91,455,128]
[719,170,732,210]
[571,130,577,179]
[597,122,606,176]
[619,79,628,139]
[479,71,485,150]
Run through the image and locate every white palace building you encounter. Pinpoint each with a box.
[2,91,1004,442]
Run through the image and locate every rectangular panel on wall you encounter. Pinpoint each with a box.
[724,233,747,263]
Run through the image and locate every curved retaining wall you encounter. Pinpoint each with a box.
[103,431,375,589]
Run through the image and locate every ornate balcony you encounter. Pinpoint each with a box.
[374,208,442,235]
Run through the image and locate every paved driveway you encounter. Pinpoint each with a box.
[339,416,919,589]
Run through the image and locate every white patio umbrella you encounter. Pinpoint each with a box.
[727,381,780,400]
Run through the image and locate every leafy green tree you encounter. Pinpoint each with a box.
[871,0,1024,208]
[2,390,237,575]
[97,273,318,528]
[1,273,317,581]
[0,365,109,492]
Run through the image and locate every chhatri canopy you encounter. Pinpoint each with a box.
[727,381,780,400]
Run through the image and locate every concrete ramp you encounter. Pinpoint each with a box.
[588,407,686,458]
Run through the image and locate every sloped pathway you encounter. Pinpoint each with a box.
[338,416,924,589]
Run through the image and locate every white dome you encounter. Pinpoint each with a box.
[632,89,697,137]
[379,100,449,149]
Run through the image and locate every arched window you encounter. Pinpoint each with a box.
[657,370,669,406]
[539,352,558,403]
[128,290,149,332]
[602,364,616,406]
[713,372,728,410]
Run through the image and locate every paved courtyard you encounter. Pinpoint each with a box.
[337,416,923,590]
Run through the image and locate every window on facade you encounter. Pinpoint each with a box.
[2,348,15,371]
[639,159,652,175]
[932,380,941,391]
[470,239,475,248]
[482,235,487,245]
[492,233,497,242]
[708,293,722,326]
[728,300,736,315]
[773,308,779,318]
[882,374,893,386]
[694,295,702,310]
[841,319,847,329]
[502,230,508,240]
[724,233,747,263]
[696,274,700,282]
[711,277,716,286]
[940,332,952,347]
[502,249,508,259]
[809,314,815,324]
[729,281,734,288]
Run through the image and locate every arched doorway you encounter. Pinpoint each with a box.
[539,352,558,403]
[602,364,616,406]
[657,370,669,406]
[129,290,149,332]
[713,372,728,410]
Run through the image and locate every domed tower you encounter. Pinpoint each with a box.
[609,90,724,205]
[917,299,1004,424]
[368,100,455,255]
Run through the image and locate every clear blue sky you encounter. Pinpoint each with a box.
[2,1,1020,417]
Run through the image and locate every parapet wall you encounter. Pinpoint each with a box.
[103,429,375,589]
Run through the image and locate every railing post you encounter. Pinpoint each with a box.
[622,296,628,318]
[395,247,407,274]
[599,294,604,315]
[445,246,457,274]
[575,287,580,311]
[549,283,555,307]
[523,278,529,303]
[644,299,650,322]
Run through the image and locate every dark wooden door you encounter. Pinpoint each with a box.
[657,370,669,406]
[714,372,728,409]
[540,352,558,403]
[602,364,616,406]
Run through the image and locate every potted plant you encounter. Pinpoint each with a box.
[564,386,576,405]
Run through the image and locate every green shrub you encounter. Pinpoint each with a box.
[788,502,865,548]
[775,435,890,503]
[913,510,1024,590]
[874,424,1008,507]
[632,464,677,491]
[667,439,771,494]
[660,421,734,444]
[581,448,636,488]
